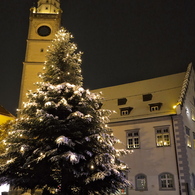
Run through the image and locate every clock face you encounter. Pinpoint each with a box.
[37,25,51,36]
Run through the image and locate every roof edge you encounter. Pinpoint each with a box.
[177,62,193,106]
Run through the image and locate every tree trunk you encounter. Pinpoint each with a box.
[61,165,70,195]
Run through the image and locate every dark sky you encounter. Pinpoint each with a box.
[0,0,195,115]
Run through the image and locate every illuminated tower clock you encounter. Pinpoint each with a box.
[19,0,62,107]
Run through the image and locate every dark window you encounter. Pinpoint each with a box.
[135,174,147,191]
[192,173,195,189]
[118,98,127,105]
[143,94,152,101]
[159,173,175,190]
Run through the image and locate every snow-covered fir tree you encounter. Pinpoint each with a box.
[0,28,130,195]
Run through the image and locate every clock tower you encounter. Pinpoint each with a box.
[19,0,62,107]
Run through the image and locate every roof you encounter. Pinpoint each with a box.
[0,105,15,118]
[177,63,193,106]
[92,69,187,122]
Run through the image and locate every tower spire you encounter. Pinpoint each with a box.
[37,0,61,14]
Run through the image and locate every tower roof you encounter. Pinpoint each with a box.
[0,105,14,118]
[36,0,61,14]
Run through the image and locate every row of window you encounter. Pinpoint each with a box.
[134,173,175,191]
[119,173,195,193]
[126,126,170,149]
[118,94,153,106]
[126,125,195,149]
[120,103,162,116]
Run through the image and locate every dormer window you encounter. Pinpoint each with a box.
[149,103,162,112]
[143,94,152,101]
[120,107,133,116]
[118,98,127,105]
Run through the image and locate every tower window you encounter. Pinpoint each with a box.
[40,48,44,52]
[120,107,133,116]
[46,7,48,10]
[149,103,162,112]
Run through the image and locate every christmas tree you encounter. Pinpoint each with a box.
[0,28,130,195]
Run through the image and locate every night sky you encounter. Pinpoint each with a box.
[0,0,195,115]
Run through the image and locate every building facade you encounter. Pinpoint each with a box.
[93,63,195,195]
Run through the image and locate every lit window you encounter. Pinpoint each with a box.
[186,126,191,148]
[193,132,195,148]
[159,173,175,190]
[149,103,162,112]
[120,107,133,116]
[191,109,195,121]
[155,126,170,147]
[135,174,147,191]
[126,129,140,149]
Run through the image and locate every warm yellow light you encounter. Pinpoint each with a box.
[20,146,24,152]
[173,105,177,109]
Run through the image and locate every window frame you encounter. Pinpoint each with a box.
[186,126,192,148]
[159,172,175,191]
[135,173,148,191]
[193,132,195,149]
[126,129,140,149]
[154,126,171,147]
[149,102,162,112]
[192,173,195,189]
[192,108,195,121]
[120,107,133,116]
